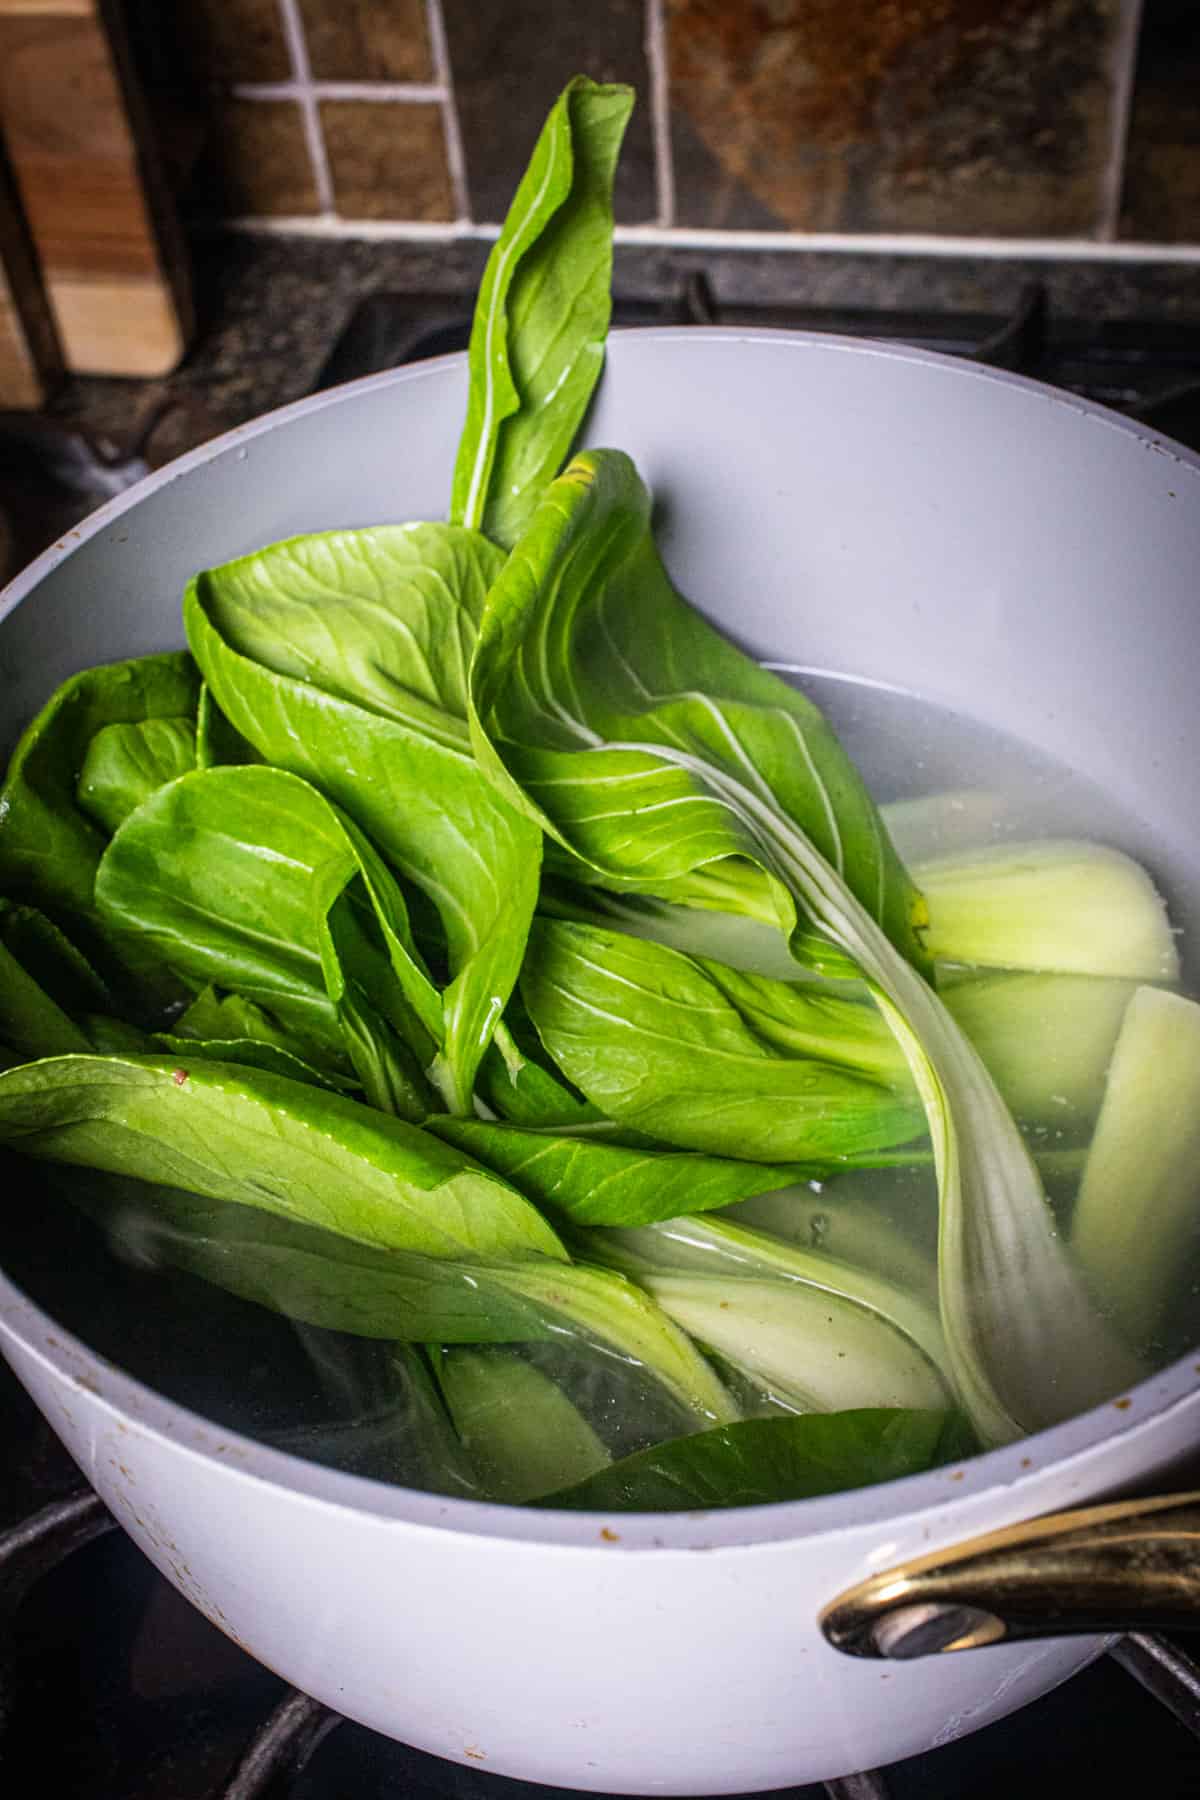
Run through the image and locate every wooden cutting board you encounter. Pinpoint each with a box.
[0,0,192,377]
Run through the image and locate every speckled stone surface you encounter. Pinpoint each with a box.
[666,0,1133,236]
[39,231,1200,470]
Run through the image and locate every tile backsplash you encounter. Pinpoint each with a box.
[149,0,1198,249]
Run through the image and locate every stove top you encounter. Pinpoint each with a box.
[3,270,1200,1796]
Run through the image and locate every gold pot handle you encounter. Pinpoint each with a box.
[820,1490,1200,1660]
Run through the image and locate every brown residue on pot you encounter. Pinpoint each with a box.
[1113,1396,1132,1410]
[600,1527,620,1543]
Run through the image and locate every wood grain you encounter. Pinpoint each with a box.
[0,2,95,15]
[0,0,192,375]
[0,128,63,406]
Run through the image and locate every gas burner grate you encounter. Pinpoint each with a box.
[3,1473,1200,1799]
[315,273,1200,453]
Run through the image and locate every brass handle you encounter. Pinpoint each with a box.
[820,1490,1200,1659]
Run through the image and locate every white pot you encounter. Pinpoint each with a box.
[2,330,1199,1792]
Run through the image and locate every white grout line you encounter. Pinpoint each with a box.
[424,0,472,225]
[1100,0,1145,241]
[222,214,1200,261]
[232,81,448,104]
[644,0,675,229]
[275,0,336,216]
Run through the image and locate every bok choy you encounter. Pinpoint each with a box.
[0,73,1188,1511]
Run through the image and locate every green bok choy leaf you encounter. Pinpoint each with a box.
[450,76,632,548]
[184,524,541,1112]
[541,1407,965,1511]
[467,447,1143,1444]
[95,763,441,1115]
[0,1054,734,1424]
[519,918,923,1161]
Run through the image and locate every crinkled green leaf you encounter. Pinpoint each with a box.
[95,764,441,1114]
[0,652,199,997]
[469,451,924,965]
[76,716,196,836]
[0,1053,564,1261]
[428,1114,806,1227]
[184,524,541,1111]
[520,918,923,1161]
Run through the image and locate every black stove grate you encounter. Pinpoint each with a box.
[3,1470,1200,1799]
[314,271,1200,451]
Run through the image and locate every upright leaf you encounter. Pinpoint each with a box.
[469,451,925,966]
[450,77,632,547]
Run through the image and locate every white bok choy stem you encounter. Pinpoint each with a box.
[595,1211,948,1378]
[1071,986,1200,1348]
[607,746,1145,1446]
[631,1277,950,1416]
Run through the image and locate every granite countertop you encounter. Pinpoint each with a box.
[44,231,1200,471]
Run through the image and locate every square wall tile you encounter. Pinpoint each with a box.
[441,0,656,224]
[298,0,433,83]
[322,101,454,220]
[176,0,290,85]
[667,0,1131,236]
[1120,0,1200,241]
[205,100,320,216]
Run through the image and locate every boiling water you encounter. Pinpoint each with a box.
[3,670,1198,1493]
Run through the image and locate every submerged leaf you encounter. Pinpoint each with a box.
[540,1408,963,1511]
[437,1347,610,1502]
[72,1162,733,1424]
[1072,987,1200,1346]
[0,1053,564,1261]
[915,839,1179,982]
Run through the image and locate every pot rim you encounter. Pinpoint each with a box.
[2,326,1198,1553]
